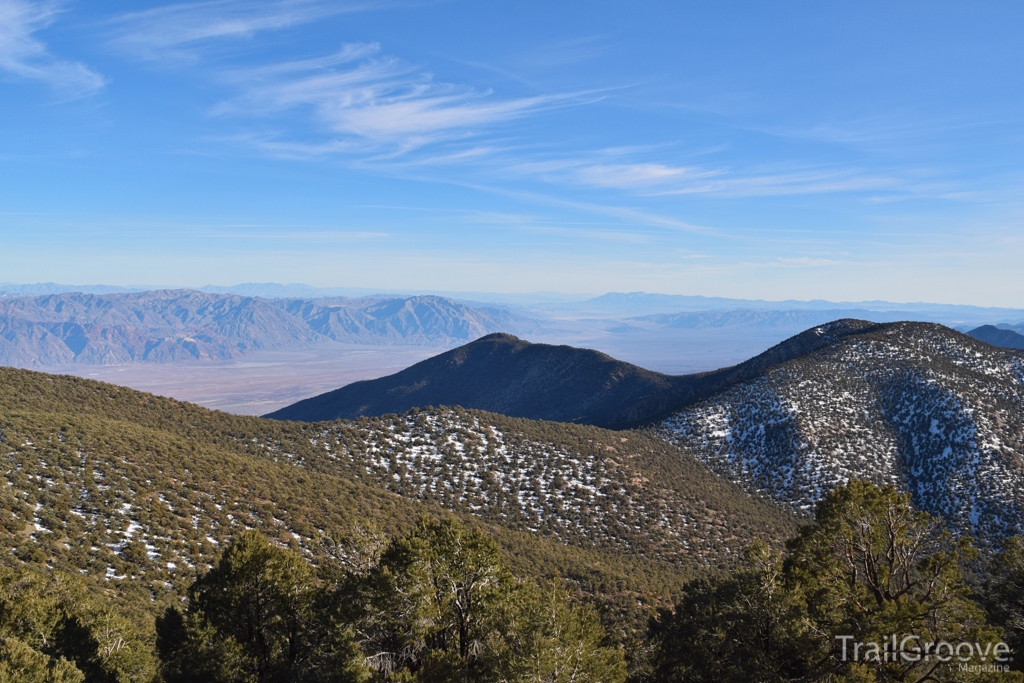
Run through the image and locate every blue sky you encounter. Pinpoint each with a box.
[1,1,1022,305]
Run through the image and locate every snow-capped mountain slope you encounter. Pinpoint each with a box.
[657,320,1024,539]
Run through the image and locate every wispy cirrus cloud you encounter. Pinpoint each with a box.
[105,1,908,203]
[107,0,394,62]
[508,152,900,198]
[107,1,594,158]
[0,0,105,97]
[511,158,715,189]
[650,165,898,197]
[776,256,842,267]
[214,43,590,154]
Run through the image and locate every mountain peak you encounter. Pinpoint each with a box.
[266,319,1020,435]
[474,332,524,343]
[266,332,674,427]
[658,318,1024,539]
[968,324,1024,350]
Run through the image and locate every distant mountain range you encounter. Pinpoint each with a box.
[270,320,1024,541]
[551,291,1024,326]
[2,284,1022,381]
[5,282,1023,322]
[0,291,536,367]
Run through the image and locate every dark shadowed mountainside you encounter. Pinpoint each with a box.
[267,332,680,426]
[969,324,1024,350]
[266,321,878,428]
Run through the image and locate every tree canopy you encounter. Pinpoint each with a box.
[155,518,625,683]
[649,481,1022,683]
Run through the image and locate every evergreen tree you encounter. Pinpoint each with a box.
[0,566,153,683]
[976,536,1024,672]
[156,530,367,683]
[647,540,811,683]
[500,579,626,683]
[787,481,1012,682]
[345,517,626,683]
[649,482,1021,683]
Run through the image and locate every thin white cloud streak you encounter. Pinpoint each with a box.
[650,167,898,197]
[107,0,389,61]
[443,179,720,235]
[108,3,910,200]
[509,155,901,198]
[514,36,610,68]
[215,44,590,153]
[776,257,842,267]
[763,112,1008,149]
[512,159,716,189]
[203,230,389,241]
[0,0,105,96]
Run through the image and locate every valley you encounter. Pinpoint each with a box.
[4,288,1024,418]
[50,344,439,415]
[8,4,1021,678]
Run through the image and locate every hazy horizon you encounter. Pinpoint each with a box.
[4,280,1024,314]
[2,1,1023,306]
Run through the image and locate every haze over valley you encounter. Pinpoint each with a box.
[3,284,1023,414]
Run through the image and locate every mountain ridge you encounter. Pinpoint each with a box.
[969,324,1024,350]
[267,320,879,428]
[268,319,1024,542]
[657,321,1024,540]
[0,290,537,367]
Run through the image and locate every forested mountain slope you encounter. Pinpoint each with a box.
[269,323,874,428]
[657,321,1024,540]
[0,367,796,608]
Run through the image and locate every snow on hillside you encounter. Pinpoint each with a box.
[240,407,793,565]
[657,323,1024,539]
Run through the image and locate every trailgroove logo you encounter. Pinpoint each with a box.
[836,635,1013,672]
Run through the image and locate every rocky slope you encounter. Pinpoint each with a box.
[657,320,1024,540]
